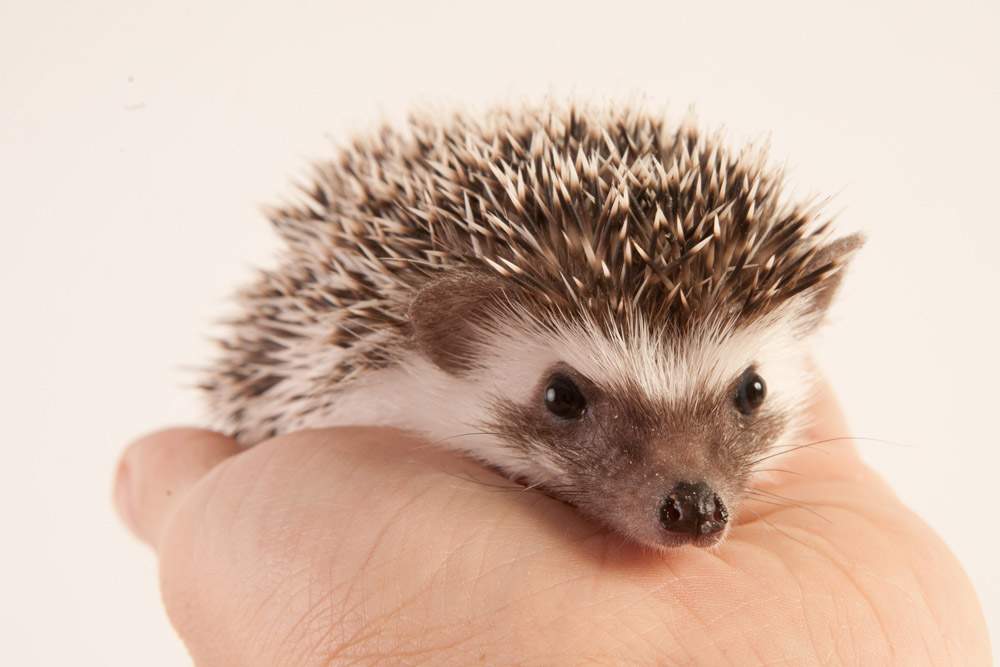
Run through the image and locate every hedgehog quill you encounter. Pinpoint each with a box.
[202,103,862,549]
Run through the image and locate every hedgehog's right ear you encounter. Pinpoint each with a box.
[409,271,511,374]
[793,232,865,333]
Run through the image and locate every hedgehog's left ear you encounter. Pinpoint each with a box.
[409,271,512,375]
[793,232,865,333]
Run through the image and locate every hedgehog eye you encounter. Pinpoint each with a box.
[544,375,587,420]
[735,369,767,415]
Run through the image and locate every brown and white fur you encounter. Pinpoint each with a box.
[201,102,863,549]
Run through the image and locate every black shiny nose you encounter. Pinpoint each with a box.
[659,482,728,536]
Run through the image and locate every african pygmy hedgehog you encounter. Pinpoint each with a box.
[202,101,862,549]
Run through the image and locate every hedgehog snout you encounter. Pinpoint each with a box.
[658,481,729,539]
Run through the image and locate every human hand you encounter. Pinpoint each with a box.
[114,380,991,665]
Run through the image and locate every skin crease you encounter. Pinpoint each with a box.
[114,377,992,665]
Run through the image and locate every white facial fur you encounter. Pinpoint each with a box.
[298,300,816,490]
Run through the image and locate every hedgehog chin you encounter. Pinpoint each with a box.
[633,524,730,551]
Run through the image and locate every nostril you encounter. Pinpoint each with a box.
[660,495,683,525]
[712,495,728,523]
[660,486,698,534]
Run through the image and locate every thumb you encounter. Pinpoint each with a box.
[113,428,240,549]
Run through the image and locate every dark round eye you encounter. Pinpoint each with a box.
[735,369,767,415]
[544,375,587,420]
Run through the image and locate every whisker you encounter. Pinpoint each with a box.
[435,468,526,492]
[747,488,806,504]
[419,435,554,495]
[740,506,818,551]
[751,467,803,477]
[744,501,813,525]
[834,435,915,449]
[749,439,835,466]
[744,489,832,524]
[405,430,508,453]
[742,496,797,510]
[750,434,916,468]
[398,429,514,458]
[435,431,508,444]
[769,435,914,455]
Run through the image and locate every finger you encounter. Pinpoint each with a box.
[113,428,239,549]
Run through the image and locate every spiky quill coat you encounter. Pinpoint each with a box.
[203,102,858,446]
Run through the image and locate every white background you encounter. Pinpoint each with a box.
[2,1,997,663]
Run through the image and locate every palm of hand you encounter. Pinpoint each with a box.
[118,384,990,665]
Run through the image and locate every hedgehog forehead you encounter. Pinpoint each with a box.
[474,306,808,412]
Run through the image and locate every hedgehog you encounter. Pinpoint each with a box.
[201,102,863,549]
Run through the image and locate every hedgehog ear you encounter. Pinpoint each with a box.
[794,232,865,333]
[409,271,511,374]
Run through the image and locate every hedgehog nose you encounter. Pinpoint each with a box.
[659,482,728,536]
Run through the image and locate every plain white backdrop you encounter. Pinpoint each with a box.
[2,1,997,663]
